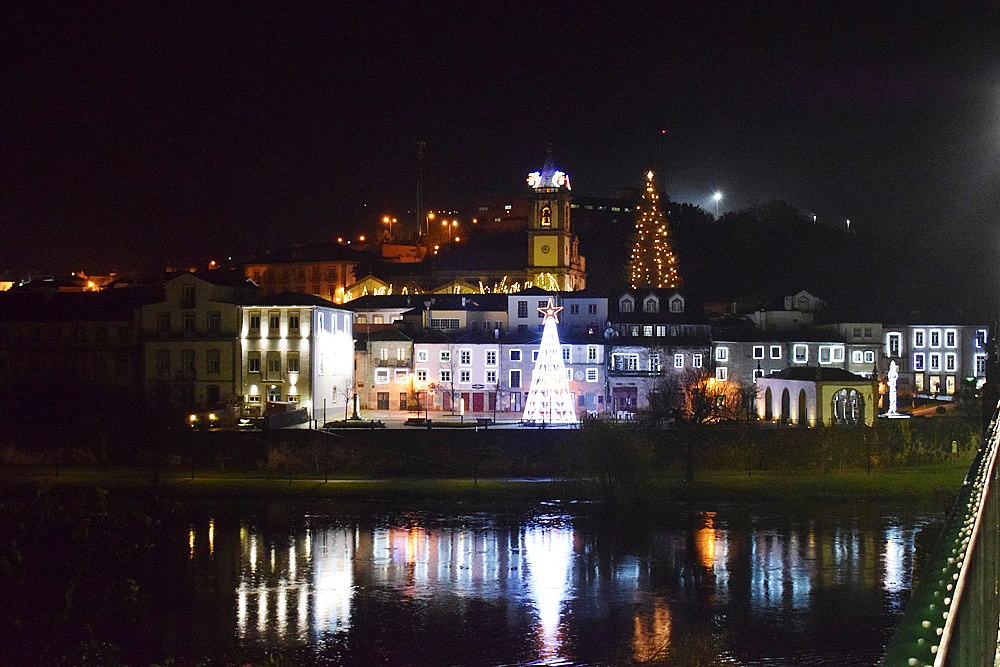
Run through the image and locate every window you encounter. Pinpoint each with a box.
[929,329,941,348]
[611,353,639,371]
[588,304,597,314]
[976,354,987,376]
[562,346,571,363]
[977,329,988,348]
[269,312,280,332]
[517,301,528,318]
[715,347,728,362]
[379,347,388,361]
[770,345,782,359]
[913,353,925,371]
[945,353,956,372]
[460,350,471,365]
[440,350,451,363]
[566,368,573,380]
[832,346,844,362]
[440,369,452,383]
[287,394,299,403]
[752,346,764,359]
[946,376,956,395]
[510,349,521,361]
[655,325,666,337]
[266,353,281,375]
[716,367,728,381]
[587,346,598,362]
[649,352,660,372]
[913,329,925,348]
[375,369,390,384]
[416,350,428,362]
[373,315,384,324]
[288,312,300,333]
[538,301,547,318]
[207,349,220,374]
[864,327,873,338]
[249,312,261,333]
[853,327,862,338]
[181,349,195,375]
[944,329,956,348]
[157,312,171,335]
[509,369,521,388]
[486,369,497,384]
[570,304,579,314]
[532,350,540,362]
[248,352,260,373]
[674,354,684,368]
[287,353,299,373]
[914,374,924,392]
[416,369,427,382]
[644,297,658,313]
[819,346,831,364]
[318,352,324,375]
[929,376,941,394]
[207,311,221,335]
[852,350,863,364]
[183,311,196,335]
[642,325,653,337]
[693,354,703,368]
[586,368,598,382]
[395,369,408,383]
[181,284,196,308]
[793,344,808,363]
[156,349,170,374]
[929,353,940,371]
[887,332,901,357]
[486,350,497,365]
[430,318,460,330]
[864,350,875,364]
[619,297,634,313]
[670,297,683,313]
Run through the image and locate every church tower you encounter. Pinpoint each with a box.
[526,147,586,291]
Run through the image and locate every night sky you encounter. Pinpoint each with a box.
[4,2,1000,276]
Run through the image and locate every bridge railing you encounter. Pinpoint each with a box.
[882,400,1000,666]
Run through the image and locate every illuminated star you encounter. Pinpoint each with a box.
[537,298,564,323]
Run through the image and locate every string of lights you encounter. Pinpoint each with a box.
[628,171,681,289]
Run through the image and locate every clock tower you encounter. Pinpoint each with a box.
[526,148,586,291]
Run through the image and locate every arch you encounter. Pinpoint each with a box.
[764,387,773,421]
[832,388,865,426]
[797,389,808,426]
[780,388,790,423]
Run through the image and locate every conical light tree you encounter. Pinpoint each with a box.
[628,170,681,288]
[522,298,578,424]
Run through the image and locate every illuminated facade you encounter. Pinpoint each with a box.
[755,367,877,426]
[628,171,680,289]
[238,297,353,418]
[243,242,363,304]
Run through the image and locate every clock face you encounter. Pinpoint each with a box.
[533,236,558,267]
[541,244,550,254]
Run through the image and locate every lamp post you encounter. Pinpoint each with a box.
[713,192,722,218]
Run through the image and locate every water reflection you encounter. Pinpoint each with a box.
[173,505,937,665]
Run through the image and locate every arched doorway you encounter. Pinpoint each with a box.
[764,387,773,421]
[832,388,865,426]
[797,389,808,426]
[780,388,790,423]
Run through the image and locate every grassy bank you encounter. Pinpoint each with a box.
[0,460,971,507]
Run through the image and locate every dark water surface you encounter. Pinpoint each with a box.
[130,499,940,666]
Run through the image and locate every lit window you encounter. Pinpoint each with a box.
[946,375,956,394]
[715,347,728,362]
[375,369,390,384]
[394,369,408,383]
[977,329,988,348]
[716,367,728,381]
[643,325,653,337]
[887,332,901,357]
[649,353,660,372]
[852,350,863,364]
[693,354,703,368]
[864,350,875,364]
[914,374,924,392]
[674,354,684,368]
[655,325,666,337]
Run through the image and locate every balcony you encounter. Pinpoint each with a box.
[608,368,662,377]
[374,358,411,368]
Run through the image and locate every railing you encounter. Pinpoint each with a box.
[882,400,1000,665]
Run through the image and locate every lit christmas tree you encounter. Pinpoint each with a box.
[628,170,681,288]
[522,298,578,424]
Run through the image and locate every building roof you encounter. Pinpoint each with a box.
[768,367,873,383]
[244,242,366,264]
[245,291,338,308]
[0,289,159,322]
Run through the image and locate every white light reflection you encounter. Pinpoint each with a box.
[884,526,908,594]
[523,522,575,661]
[312,527,355,635]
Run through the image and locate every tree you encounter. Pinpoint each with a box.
[627,170,681,289]
[648,368,755,424]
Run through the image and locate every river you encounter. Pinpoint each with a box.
[101,497,945,666]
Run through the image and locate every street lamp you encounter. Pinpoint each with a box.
[713,192,722,218]
[383,215,392,241]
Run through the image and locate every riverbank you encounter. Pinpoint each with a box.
[0,460,971,507]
